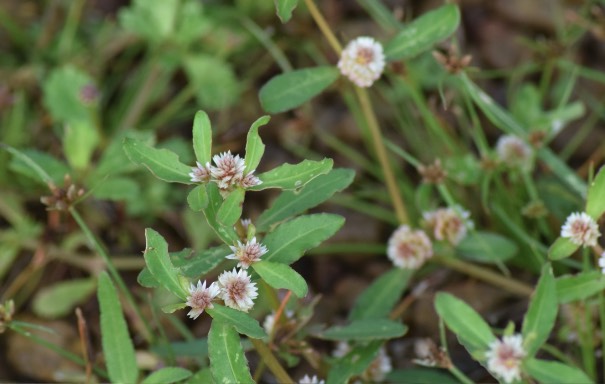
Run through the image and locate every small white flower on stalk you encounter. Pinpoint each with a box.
[423,207,473,246]
[185,280,220,319]
[387,225,433,269]
[599,252,605,274]
[338,37,385,88]
[299,375,324,384]
[561,212,601,247]
[485,334,526,384]
[226,237,268,269]
[189,161,210,183]
[209,151,246,189]
[218,268,258,312]
[496,135,533,170]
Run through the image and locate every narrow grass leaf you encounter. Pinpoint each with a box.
[32,278,96,319]
[187,184,208,211]
[217,188,245,227]
[556,271,605,303]
[257,168,355,230]
[327,341,382,384]
[206,304,266,339]
[524,358,593,384]
[319,319,407,341]
[456,231,518,263]
[263,214,345,264]
[349,268,413,321]
[586,165,605,219]
[250,158,333,191]
[244,115,269,173]
[144,228,188,300]
[522,264,557,357]
[384,4,460,60]
[275,0,298,23]
[208,321,255,384]
[252,261,308,298]
[123,138,192,184]
[435,292,495,355]
[192,110,212,164]
[97,272,138,384]
[142,367,192,384]
[548,236,579,260]
[259,67,339,113]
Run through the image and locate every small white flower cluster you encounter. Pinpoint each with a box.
[190,151,261,195]
[299,375,324,384]
[333,342,392,382]
[495,135,533,170]
[387,225,433,270]
[422,207,473,246]
[226,237,268,269]
[485,334,526,384]
[560,212,600,247]
[338,37,385,88]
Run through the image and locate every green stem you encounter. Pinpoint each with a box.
[438,319,474,384]
[303,0,342,54]
[250,338,294,383]
[69,207,153,343]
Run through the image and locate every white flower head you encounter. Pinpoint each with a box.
[209,151,246,189]
[387,225,433,269]
[189,161,210,183]
[218,268,258,312]
[338,36,385,88]
[299,375,324,384]
[561,212,601,247]
[185,280,220,319]
[496,135,533,170]
[239,171,262,188]
[485,334,526,384]
[226,237,268,269]
[423,207,473,246]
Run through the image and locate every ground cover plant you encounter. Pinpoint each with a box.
[2,0,605,383]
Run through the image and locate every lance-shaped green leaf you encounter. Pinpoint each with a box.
[556,271,605,304]
[187,184,208,211]
[522,264,557,357]
[349,268,413,321]
[435,292,495,355]
[244,116,269,173]
[208,321,255,384]
[319,319,407,341]
[217,188,245,227]
[123,138,192,184]
[252,261,308,298]
[178,246,231,278]
[275,0,298,23]
[203,183,239,244]
[456,231,518,263]
[263,214,345,264]
[548,236,579,260]
[327,341,382,384]
[384,4,460,60]
[142,367,192,384]
[97,272,138,384]
[192,110,212,164]
[32,278,96,319]
[206,304,266,339]
[144,228,188,300]
[257,168,355,231]
[259,67,339,113]
[524,358,593,384]
[250,158,333,191]
[586,165,605,220]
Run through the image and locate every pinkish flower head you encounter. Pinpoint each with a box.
[387,225,433,269]
[423,207,473,246]
[239,171,262,188]
[226,237,268,269]
[209,151,246,189]
[218,268,258,312]
[189,161,211,183]
[185,280,220,319]
[561,212,600,247]
[338,37,385,88]
[485,334,526,384]
[496,135,532,170]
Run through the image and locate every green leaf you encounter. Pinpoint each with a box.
[386,368,460,384]
[97,272,138,384]
[263,214,345,264]
[259,67,339,113]
[184,55,240,110]
[144,228,188,300]
[349,268,413,321]
[178,246,231,278]
[257,168,355,231]
[586,165,605,220]
[187,184,208,211]
[207,304,266,339]
[434,292,495,355]
[208,321,255,384]
[252,261,308,298]
[327,341,382,384]
[32,278,96,319]
[123,138,192,184]
[275,0,298,22]
[43,66,94,124]
[138,267,159,288]
[91,177,140,201]
[217,188,245,227]
[456,231,518,263]
[192,110,212,165]
[250,158,333,191]
[152,339,208,359]
[186,369,214,384]
[244,115,270,173]
[64,120,99,170]
[524,358,593,384]
[384,4,460,60]
[142,367,192,384]
[119,0,179,44]
[548,236,580,260]
[556,271,605,304]
[161,303,187,314]
[522,264,557,357]
[203,183,239,244]
[8,148,69,186]
[319,319,407,341]
[0,244,18,282]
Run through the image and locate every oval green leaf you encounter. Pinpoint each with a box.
[244,115,270,173]
[142,367,192,384]
[522,264,557,357]
[192,110,212,165]
[217,188,245,227]
[187,184,208,212]
[524,358,593,384]
[123,138,192,184]
[33,278,96,319]
[250,158,333,191]
[208,321,255,384]
[556,271,605,304]
[548,236,580,260]
[319,319,407,341]
[252,261,308,298]
[456,231,518,263]
[144,228,188,300]
[206,304,266,339]
[586,165,605,220]
[259,66,339,113]
[275,0,298,23]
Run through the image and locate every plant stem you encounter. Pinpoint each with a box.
[250,338,294,383]
[438,319,474,384]
[69,207,154,343]
[303,0,342,54]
